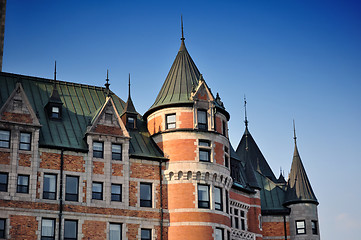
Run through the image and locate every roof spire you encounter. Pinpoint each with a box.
[244,95,248,128]
[54,61,57,81]
[181,15,185,41]
[128,73,131,97]
[105,69,110,90]
[293,119,297,145]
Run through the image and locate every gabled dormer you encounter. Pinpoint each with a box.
[190,74,215,102]
[45,62,63,120]
[120,74,138,130]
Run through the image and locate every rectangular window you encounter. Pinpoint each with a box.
[127,117,135,129]
[41,218,55,240]
[65,176,79,201]
[197,110,207,130]
[0,173,8,192]
[93,141,103,158]
[296,220,306,234]
[311,220,318,235]
[43,174,57,200]
[224,146,229,168]
[215,228,224,240]
[0,219,5,238]
[19,132,31,150]
[111,184,122,202]
[92,182,103,200]
[222,120,227,136]
[112,144,122,160]
[51,106,60,119]
[240,210,246,230]
[166,114,176,129]
[234,208,239,229]
[141,228,151,240]
[109,223,122,240]
[0,130,10,148]
[225,190,229,214]
[214,187,223,211]
[199,140,211,162]
[17,174,29,193]
[140,183,152,207]
[64,220,77,240]
[198,184,210,209]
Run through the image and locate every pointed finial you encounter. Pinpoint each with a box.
[293,119,297,144]
[54,61,57,81]
[128,73,131,97]
[181,15,185,41]
[105,69,110,90]
[244,95,248,128]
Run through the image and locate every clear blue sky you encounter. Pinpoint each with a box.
[3,0,361,239]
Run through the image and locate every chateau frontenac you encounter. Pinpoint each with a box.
[0,9,319,240]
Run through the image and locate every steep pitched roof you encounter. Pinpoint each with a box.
[284,143,318,205]
[0,72,165,160]
[236,127,277,182]
[147,39,201,113]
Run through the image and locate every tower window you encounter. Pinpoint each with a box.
[224,146,229,168]
[198,184,210,208]
[140,183,152,207]
[199,140,211,162]
[19,132,31,151]
[93,141,103,158]
[197,110,207,130]
[214,186,223,211]
[166,114,176,129]
[0,130,10,148]
[43,174,57,200]
[311,220,318,235]
[222,120,227,136]
[112,144,122,160]
[296,220,306,234]
[17,175,29,193]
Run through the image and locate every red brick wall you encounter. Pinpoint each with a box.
[82,220,106,240]
[40,152,61,170]
[18,153,31,167]
[158,139,196,162]
[10,215,38,239]
[126,223,140,239]
[1,112,32,123]
[179,112,193,128]
[169,212,230,226]
[155,226,168,240]
[94,124,123,136]
[168,183,195,209]
[215,116,222,134]
[64,155,85,172]
[112,163,123,176]
[263,221,289,238]
[83,180,87,203]
[169,226,213,240]
[130,163,159,180]
[147,115,163,135]
[214,142,224,165]
[36,172,41,199]
[93,161,104,174]
[129,181,138,207]
[0,151,10,164]
[157,183,168,209]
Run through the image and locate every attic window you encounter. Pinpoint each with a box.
[127,117,135,129]
[51,106,60,118]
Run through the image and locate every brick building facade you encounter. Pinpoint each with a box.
[0,18,319,240]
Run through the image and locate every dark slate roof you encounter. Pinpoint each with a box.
[230,143,252,192]
[146,39,200,114]
[255,171,289,214]
[123,95,137,115]
[236,127,277,182]
[284,144,318,205]
[0,72,165,159]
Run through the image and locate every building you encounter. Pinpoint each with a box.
[0,20,319,240]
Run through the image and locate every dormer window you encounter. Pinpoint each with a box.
[197,110,207,130]
[127,117,135,129]
[51,106,60,118]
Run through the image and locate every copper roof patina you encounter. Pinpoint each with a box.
[0,72,164,160]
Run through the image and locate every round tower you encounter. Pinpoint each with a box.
[284,123,320,239]
[144,28,232,240]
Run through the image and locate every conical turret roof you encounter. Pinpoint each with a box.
[123,74,137,115]
[284,143,318,205]
[146,38,201,115]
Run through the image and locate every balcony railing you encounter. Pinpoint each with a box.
[231,229,256,240]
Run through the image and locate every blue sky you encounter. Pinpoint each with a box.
[3,0,361,239]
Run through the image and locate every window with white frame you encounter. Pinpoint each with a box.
[214,186,223,211]
[230,207,247,231]
[166,114,176,129]
[296,220,306,234]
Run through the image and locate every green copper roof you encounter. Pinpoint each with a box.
[147,39,201,113]
[284,144,318,205]
[0,72,165,159]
